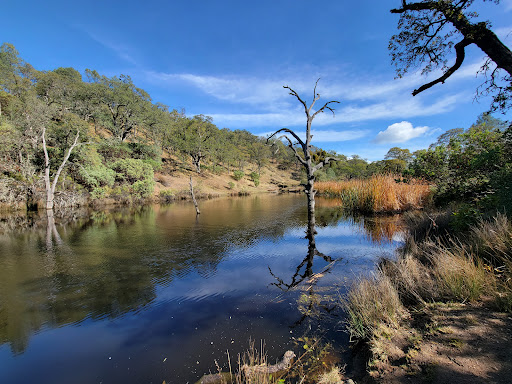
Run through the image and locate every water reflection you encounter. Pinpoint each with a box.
[0,195,405,383]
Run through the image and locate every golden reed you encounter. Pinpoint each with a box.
[316,174,432,213]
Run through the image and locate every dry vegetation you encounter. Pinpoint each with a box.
[315,175,432,213]
[343,213,512,381]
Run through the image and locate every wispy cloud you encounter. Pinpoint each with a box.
[257,129,369,143]
[144,59,482,129]
[80,26,137,65]
[207,94,459,128]
[373,121,430,144]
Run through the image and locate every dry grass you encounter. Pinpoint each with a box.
[316,175,432,213]
[343,214,512,344]
[343,273,407,341]
[317,366,344,384]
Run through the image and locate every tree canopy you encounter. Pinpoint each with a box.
[390,0,512,111]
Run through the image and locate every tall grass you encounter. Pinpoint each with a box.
[343,213,512,343]
[316,175,432,213]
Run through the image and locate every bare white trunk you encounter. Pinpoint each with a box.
[42,128,80,211]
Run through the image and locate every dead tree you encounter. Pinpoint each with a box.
[267,80,340,243]
[189,176,200,215]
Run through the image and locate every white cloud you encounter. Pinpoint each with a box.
[373,121,430,144]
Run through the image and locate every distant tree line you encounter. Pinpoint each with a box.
[0,43,302,209]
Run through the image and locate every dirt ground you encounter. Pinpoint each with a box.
[360,300,512,383]
[153,161,301,198]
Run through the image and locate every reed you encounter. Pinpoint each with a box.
[316,175,432,213]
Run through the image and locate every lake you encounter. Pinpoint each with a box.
[0,194,404,383]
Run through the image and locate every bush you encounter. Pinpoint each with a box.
[90,187,107,200]
[228,182,235,189]
[132,179,155,199]
[232,170,244,181]
[159,189,175,202]
[111,158,154,184]
[127,142,161,161]
[78,165,116,189]
[249,171,260,187]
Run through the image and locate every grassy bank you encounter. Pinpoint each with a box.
[343,212,512,381]
[316,175,432,213]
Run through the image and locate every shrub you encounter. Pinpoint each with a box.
[250,171,260,187]
[233,170,244,181]
[228,181,235,189]
[127,142,161,161]
[111,158,154,184]
[90,187,107,200]
[78,165,116,189]
[132,179,155,199]
[159,189,175,202]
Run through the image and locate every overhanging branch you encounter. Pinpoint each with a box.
[412,38,472,96]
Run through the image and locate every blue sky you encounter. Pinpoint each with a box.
[3,0,512,160]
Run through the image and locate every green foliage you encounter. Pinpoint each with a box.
[409,114,512,214]
[159,189,175,202]
[132,179,155,199]
[111,158,154,184]
[127,142,161,161]
[78,165,116,189]
[228,181,235,189]
[90,186,107,200]
[249,171,260,187]
[232,170,244,181]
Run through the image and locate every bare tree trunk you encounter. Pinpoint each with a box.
[189,176,200,215]
[42,127,80,211]
[267,80,339,241]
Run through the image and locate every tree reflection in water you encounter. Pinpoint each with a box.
[268,198,405,328]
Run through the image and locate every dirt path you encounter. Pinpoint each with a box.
[363,301,512,383]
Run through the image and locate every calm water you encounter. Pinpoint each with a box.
[0,195,403,384]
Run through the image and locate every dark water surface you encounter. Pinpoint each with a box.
[0,195,403,383]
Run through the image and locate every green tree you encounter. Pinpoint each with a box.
[85,70,151,141]
[172,114,218,173]
[390,0,512,111]
[248,139,270,175]
[384,147,412,162]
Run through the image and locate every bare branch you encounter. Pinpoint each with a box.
[278,135,307,166]
[312,78,320,102]
[312,100,341,119]
[413,38,472,96]
[266,127,305,148]
[312,156,342,173]
[283,85,308,116]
